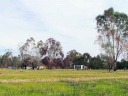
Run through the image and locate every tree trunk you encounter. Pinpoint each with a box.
[108,63,111,72]
[113,61,117,71]
[32,66,34,70]
[25,65,26,69]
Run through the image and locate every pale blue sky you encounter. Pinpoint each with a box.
[0,0,128,58]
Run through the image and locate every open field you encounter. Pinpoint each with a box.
[0,69,128,96]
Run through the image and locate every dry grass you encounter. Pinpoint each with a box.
[0,69,128,82]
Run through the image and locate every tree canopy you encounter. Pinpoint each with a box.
[96,7,128,71]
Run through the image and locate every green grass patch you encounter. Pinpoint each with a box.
[0,69,128,95]
[0,79,128,96]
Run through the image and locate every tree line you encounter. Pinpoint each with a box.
[1,7,128,71]
[0,38,104,69]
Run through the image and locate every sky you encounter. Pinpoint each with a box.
[0,0,128,58]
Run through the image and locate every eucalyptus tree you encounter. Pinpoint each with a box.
[96,8,128,71]
[19,37,38,69]
[0,55,2,67]
[89,55,104,69]
[82,53,91,66]
[12,56,20,68]
[40,38,64,69]
[64,50,82,68]
[1,51,13,67]
[37,40,44,57]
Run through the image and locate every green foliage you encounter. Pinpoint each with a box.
[1,51,13,67]
[117,60,128,69]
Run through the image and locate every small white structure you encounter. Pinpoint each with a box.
[26,67,32,70]
[37,66,44,70]
[74,65,85,70]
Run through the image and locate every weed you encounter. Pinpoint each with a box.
[121,83,128,90]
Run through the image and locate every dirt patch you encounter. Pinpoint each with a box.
[0,76,128,83]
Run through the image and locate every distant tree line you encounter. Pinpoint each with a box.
[1,7,128,71]
[0,37,128,70]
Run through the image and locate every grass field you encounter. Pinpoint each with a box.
[0,69,128,96]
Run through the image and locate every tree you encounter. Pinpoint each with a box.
[65,50,82,68]
[40,38,64,69]
[82,53,91,66]
[90,55,104,69]
[0,55,2,67]
[19,37,39,69]
[96,8,128,71]
[1,51,13,68]
[73,53,91,67]
[12,56,20,68]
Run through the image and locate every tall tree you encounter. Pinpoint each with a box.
[90,55,104,69]
[0,55,2,67]
[40,38,64,69]
[1,51,13,67]
[82,53,91,66]
[12,56,21,68]
[96,8,128,71]
[65,50,82,68]
[19,37,39,69]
